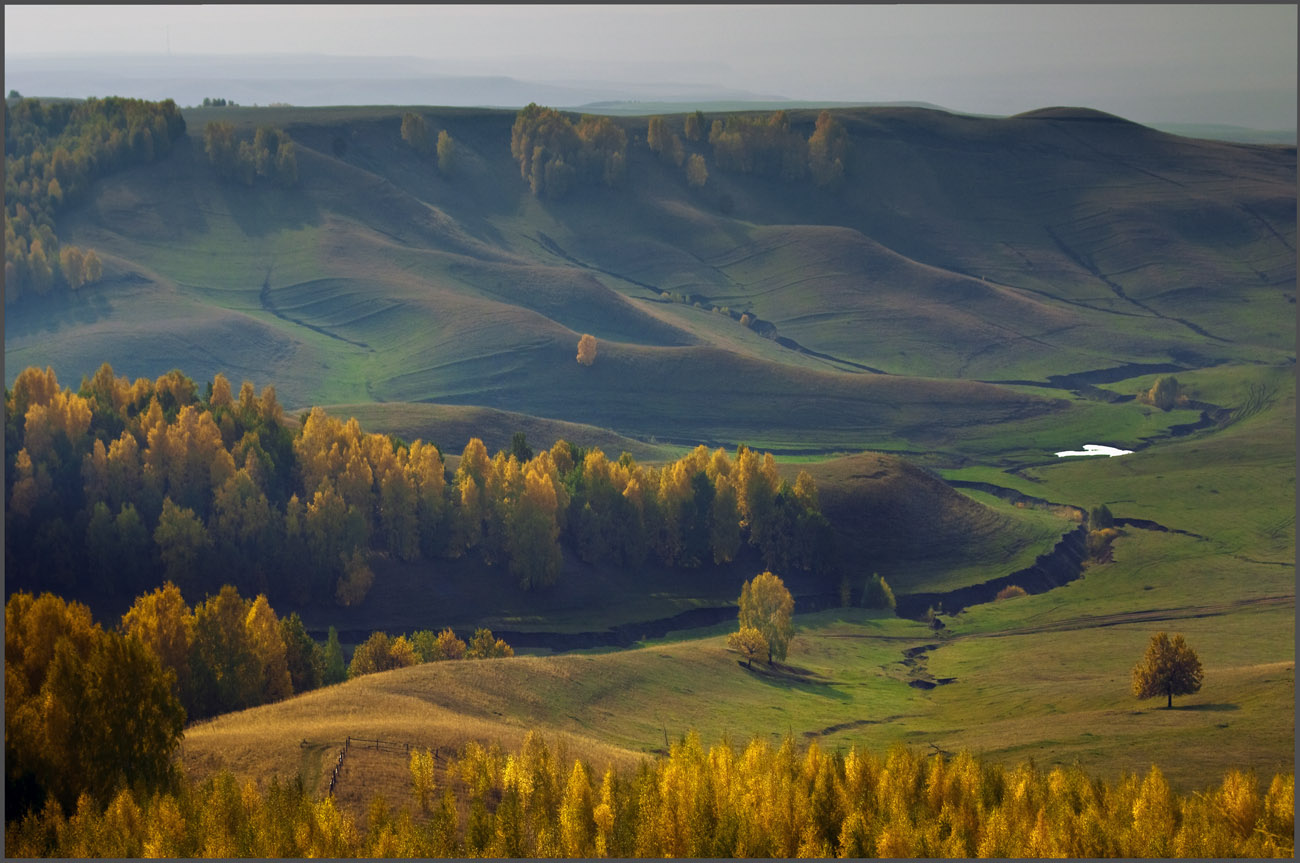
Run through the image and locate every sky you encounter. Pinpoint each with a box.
[5,4,1297,128]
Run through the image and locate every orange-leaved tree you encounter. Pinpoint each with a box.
[738,571,794,664]
[577,333,597,366]
[1132,631,1204,708]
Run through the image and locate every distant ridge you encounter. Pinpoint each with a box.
[1011,106,1145,124]
[573,99,966,116]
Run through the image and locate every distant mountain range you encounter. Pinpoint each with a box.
[6,52,1294,145]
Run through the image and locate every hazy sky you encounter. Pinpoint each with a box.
[5,4,1297,127]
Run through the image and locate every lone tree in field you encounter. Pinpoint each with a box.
[577,333,598,366]
[1132,631,1204,708]
[738,571,794,664]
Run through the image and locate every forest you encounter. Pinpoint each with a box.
[4,364,832,611]
[5,728,1292,858]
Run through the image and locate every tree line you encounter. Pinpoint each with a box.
[4,96,186,303]
[203,121,298,187]
[6,728,1292,858]
[510,104,629,198]
[511,105,850,199]
[5,364,833,611]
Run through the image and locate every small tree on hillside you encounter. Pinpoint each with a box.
[727,626,768,669]
[686,153,708,188]
[577,334,598,366]
[1141,376,1186,411]
[401,112,429,154]
[436,130,456,174]
[1089,504,1115,529]
[1132,631,1204,708]
[738,571,794,664]
[862,573,896,610]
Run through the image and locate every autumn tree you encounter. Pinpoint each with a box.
[348,631,420,677]
[1142,375,1186,410]
[738,571,795,664]
[434,626,468,660]
[684,110,705,142]
[1132,631,1204,708]
[862,573,896,609]
[727,626,768,669]
[807,110,848,188]
[686,153,708,188]
[467,627,514,659]
[188,585,262,717]
[401,112,429,154]
[245,594,292,703]
[506,464,563,589]
[6,592,184,814]
[411,748,438,812]
[436,129,456,174]
[121,581,194,704]
[576,333,598,366]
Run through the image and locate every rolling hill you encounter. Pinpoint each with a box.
[4,97,1292,834]
[6,102,1293,459]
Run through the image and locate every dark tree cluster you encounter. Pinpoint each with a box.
[203,122,298,188]
[5,365,832,614]
[510,104,628,199]
[4,96,185,302]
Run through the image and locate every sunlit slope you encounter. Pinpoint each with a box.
[9,103,1292,445]
[184,600,1292,798]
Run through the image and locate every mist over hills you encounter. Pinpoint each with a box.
[6,53,1294,145]
[4,53,787,111]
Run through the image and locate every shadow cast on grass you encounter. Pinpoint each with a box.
[738,661,852,702]
[1175,703,1240,712]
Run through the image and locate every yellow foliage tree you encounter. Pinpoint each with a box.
[1132,631,1204,708]
[738,571,794,664]
[577,333,598,366]
[244,594,292,703]
[410,748,438,812]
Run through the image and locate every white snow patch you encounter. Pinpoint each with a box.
[1055,444,1134,458]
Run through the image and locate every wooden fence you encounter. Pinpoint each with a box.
[328,735,452,797]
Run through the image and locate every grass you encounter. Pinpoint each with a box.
[190,354,1292,805]
[186,598,1292,799]
[10,102,1292,452]
[8,101,1293,816]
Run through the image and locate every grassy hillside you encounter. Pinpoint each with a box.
[6,102,1292,457]
[184,359,1293,807]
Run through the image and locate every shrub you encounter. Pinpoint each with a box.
[995,584,1028,601]
[861,573,896,609]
